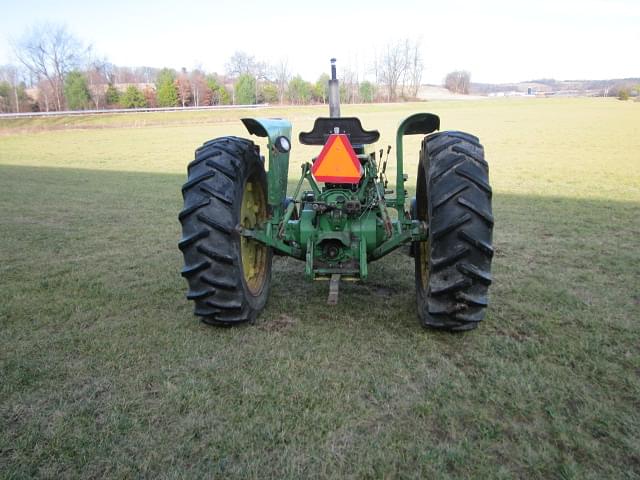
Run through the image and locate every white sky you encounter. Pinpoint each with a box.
[0,0,638,84]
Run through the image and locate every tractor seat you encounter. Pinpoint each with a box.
[299,117,380,145]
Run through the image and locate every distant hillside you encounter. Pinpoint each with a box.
[471,78,640,97]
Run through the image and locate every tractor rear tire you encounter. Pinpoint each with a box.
[414,131,494,331]
[179,136,272,326]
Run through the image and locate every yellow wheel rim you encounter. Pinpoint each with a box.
[240,177,268,295]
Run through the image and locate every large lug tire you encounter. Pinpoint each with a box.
[178,136,272,326]
[414,131,494,331]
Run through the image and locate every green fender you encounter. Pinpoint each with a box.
[242,118,293,219]
[394,113,440,218]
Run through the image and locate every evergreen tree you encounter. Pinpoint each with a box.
[217,86,231,105]
[105,84,120,106]
[235,74,256,105]
[0,81,11,112]
[314,73,330,103]
[359,81,375,103]
[64,71,91,110]
[120,85,148,108]
[206,75,231,105]
[156,68,178,107]
[288,75,311,104]
[261,84,278,103]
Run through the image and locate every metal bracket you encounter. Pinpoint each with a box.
[305,238,314,280]
[359,239,368,280]
[328,274,340,305]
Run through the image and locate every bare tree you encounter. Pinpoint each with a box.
[371,38,424,102]
[444,70,471,94]
[86,57,110,109]
[190,69,207,107]
[273,58,290,104]
[253,60,269,104]
[407,39,424,98]
[377,41,407,102]
[134,66,158,84]
[400,39,411,98]
[226,51,257,77]
[0,65,23,112]
[340,64,360,104]
[36,78,54,111]
[13,24,90,111]
[111,65,155,85]
[226,52,271,103]
[176,68,192,107]
[143,86,157,107]
[112,66,136,84]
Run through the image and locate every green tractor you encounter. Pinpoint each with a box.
[179,59,493,331]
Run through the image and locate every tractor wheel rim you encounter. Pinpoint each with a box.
[240,177,268,295]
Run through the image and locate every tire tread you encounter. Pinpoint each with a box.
[414,131,493,331]
[178,136,271,326]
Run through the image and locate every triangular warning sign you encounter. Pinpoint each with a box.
[311,134,363,184]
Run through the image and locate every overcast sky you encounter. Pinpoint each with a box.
[1,0,638,84]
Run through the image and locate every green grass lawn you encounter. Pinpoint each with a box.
[1,99,639,478]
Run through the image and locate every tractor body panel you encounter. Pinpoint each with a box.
[241,116,436,281]
[241,117,292,219]
[239,69,440,284]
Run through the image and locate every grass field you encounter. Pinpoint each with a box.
[1,98,639,478]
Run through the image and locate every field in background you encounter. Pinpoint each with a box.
[1,98,639,478]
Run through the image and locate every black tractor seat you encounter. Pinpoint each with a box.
[299,117,380,145]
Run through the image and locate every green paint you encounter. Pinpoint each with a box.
[242,114,434,280]
[394,113,441,217]
[242,117,292,219]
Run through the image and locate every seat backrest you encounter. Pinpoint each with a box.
[299,117,380,145]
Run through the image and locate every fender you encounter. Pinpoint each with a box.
[241,118,292,218]
[394,113,440,218]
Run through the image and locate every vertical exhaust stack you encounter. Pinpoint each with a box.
[328,58,341,118]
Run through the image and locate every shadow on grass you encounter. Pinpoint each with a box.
[2,164,639,478]
[1,163,638,333]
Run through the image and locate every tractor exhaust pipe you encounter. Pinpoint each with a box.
[328,58,340,118]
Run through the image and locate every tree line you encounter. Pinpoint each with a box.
[0,23,466,113]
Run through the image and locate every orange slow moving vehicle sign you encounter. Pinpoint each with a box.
[311,134,363,183]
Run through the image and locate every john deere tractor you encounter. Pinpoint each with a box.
[179,59,493,331]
